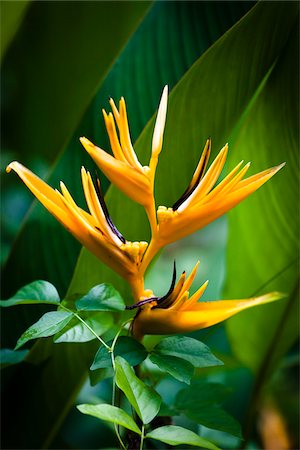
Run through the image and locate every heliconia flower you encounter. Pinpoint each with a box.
[131,262,284,340]
[6,162,147,294]
[156,139,285,245]
[80,85,168,210]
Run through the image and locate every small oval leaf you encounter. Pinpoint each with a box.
[115,356,161,424]
[146,425,220,449]
[153,336,223,368]
[77,403,141,435]
[15,311,73,349]
[75,284,125,311]
[149,353,194,384]
[0,280,60,307]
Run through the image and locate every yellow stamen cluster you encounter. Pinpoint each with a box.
[156,206,175,224]
[121,241,148,265]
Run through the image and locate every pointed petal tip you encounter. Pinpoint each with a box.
[80,136,95,152]
[274,161,286,172]
[6,161,22,174]
[6,162,14,173]
[267,291,287,301]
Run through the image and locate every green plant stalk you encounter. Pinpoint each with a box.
[110,319,134,450]
[59,304,110,350]
[58,306,138,449]
[140,424,145,450]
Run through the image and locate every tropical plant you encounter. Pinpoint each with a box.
[1,2,299,449]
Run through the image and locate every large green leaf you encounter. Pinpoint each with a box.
[4,3,287,449]
[222,21,299,439]
[2,1,253,300]
[115,356,161,424]
[0,1,31,60]
[1,0,151,304]
[69,2,298,306]
[2,1,152,163]
[175,381,241,437]
[224,20,299,375]
[1,5,255,447]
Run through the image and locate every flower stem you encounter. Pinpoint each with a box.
[140,424,145,450]
[145,200,158,240]
[110,319,133,450]
[139,237,161,276]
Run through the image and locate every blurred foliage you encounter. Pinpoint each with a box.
[1,1,299,449]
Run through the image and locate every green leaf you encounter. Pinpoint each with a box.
[149,353,194,384]
[186,407,242,439]
[15,311,73,349]
[77,403,141,435]
[91,336,147,370]
[153,336,223,368]
[0,280,60,307]
[2,0,151,298]
[0,1,31,60]
[146,425,220,449]
[0,348,29,367]
[115,356,161,424]
[224,18,299,375]
[75,284,125,312]
[175,381,241,438]
[175,381,231,409]
[3,3,292,448]
[53,312,113,343]
[69,2,298,303]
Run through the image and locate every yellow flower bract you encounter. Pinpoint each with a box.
[7,86,285,339]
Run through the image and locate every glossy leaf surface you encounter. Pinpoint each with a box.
[15,311,73,349]
[91,336,147,370]
[2,3,250,447]
[77,403,141,435]
[149,353,194,384]
[224,19,299,375]
[75,284,125,312]
[70,2,298,303]
[153,336,223,368]
[115,356,161,424]
[146,425,220,449]
[53,312,113,343]
[0,280,60,307]
[1,1,151,298]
